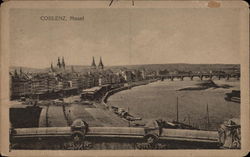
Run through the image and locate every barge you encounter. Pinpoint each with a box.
[225,90,240,103]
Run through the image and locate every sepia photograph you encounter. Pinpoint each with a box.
[1,0,249,156]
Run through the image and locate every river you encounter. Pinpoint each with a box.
[107,78,240,130]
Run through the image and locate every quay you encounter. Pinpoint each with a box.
[10,79,156,129]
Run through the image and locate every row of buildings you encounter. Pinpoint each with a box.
[9,57,150,99]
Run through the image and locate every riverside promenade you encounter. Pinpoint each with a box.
[39,101,129,127]
[38,79,158,128]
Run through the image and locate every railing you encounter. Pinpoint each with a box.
[10,119,240,150]
[10,125,220,150]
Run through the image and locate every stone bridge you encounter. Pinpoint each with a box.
[158,72,240,81]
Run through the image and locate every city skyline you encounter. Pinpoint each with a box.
[10,55,240,70]
[10,8,241,68]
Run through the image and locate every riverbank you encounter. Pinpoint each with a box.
[102,79,158,105]
[99,79,158,123]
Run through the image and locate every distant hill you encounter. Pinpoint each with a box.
[9,66,46,73]
[10,64,240,73]
[107,64,240,72]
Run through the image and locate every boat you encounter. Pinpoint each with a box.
[225,90,240,103]
[110,106,141,121]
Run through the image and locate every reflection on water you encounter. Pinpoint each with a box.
[108,79,240,130]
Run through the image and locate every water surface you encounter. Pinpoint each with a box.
[108,79,240,130]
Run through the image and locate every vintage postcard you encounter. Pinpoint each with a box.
[0,0,249,156]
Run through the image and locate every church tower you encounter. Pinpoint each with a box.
[57,57,61,68]
[91,56,96,69]
[98,57,104,70]
[62,57,65,69]
[50,62,55,72]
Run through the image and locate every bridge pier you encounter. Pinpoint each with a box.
[160,73,239,82]
[180,76,184,81]
[200,75,203,81]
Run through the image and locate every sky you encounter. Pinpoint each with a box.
[10,8,241,68]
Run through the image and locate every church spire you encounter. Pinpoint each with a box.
[50,62,54,72]
[62,57,65,69]
[98,57,104,70]
[57,57,61,68]
[91,56,96,69]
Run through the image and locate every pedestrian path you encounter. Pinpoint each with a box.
[85,108,128,127]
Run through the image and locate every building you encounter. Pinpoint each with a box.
[31,73,50,94]
[10,69,32,99]
[9,57,135,100]
[121,70,133,82]
[91,56,97,69]
[98,57,104,70]
[141,69,146,80]
[52,57,66,72]
[132,70,143,81]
